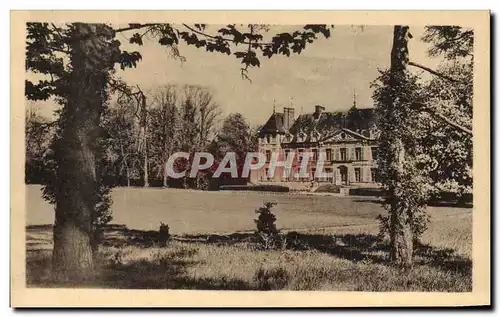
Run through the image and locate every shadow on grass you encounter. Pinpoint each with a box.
[97,256,254,290]
[413,244,472,276]
[169,230,472,276]
[26,224,471,289]
[351,198,473,209]
[26,244,254,290]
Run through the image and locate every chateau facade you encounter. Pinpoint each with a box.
[250,104,380,186]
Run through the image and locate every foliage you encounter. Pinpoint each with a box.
[41,104,115,252]
[100,100,142,186]
[372,67,432,244]
[208,112,257,187]
[254,202,281,250]
[376,212,430,244]
[420,27,473,198]
[158,222,170,247]
[25,109,54,184]
[148,84,221,188]
[422,26,473,59]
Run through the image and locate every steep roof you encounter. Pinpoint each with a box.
[289,107,375,138]
[259,112,286,136]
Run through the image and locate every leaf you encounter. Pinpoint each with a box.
[129,33,143,46]
[119,51,143,70]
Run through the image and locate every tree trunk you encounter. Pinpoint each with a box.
[143,125,149,187]
[163,161,169,188]
[387,26,413,266]
[52,23,116,282]
[139,94,149,188]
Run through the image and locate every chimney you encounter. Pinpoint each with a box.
[314,105,325,119]
[283,107,295,130]
[315,105,325,114]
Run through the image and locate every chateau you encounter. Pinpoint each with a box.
[250,104,380,186]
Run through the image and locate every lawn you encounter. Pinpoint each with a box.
[25,185,472,291]
[26,185,469,235]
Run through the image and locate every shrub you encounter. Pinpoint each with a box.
[377,211,430,244]
[314,184,341,193]
[254,202,283,250]
[158,222,170,247]
[219,185,290,192]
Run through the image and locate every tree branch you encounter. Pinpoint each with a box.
[415,102,472,135]
[114,23,158,33]
[181,23,272,46]
[408,61,460,83]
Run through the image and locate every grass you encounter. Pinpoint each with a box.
[26,185,470,234]
[26,212,472,291]
[25,185,472,291]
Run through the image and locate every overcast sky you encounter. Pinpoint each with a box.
[29,25,442,126]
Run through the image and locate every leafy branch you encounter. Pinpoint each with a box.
[408,61,461,83]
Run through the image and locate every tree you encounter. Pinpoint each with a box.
[26,22,332,281]
[101,99,142,187]
[372,26,430,266]
[25,108,54,184]
[148,85,179,187]
[372,25,473,266]
[207,113,256,188]
[420,27,473,200]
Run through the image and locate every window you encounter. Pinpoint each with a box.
[298,149,304,162]
[284,149,291,159]
[312,149,318,161]
[371,147,378,161]
[340,148,347,161]
[265,150,271,162]
[264,168,269,180]
[355,148,363,161]
[355,168,361,182]
[311,168,316,180]
[325,168,333,182]
[326,148,332,161]
[266,135,271,143]
[371,168,378,183]
[283,167,292,181]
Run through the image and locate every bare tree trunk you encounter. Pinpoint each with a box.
[138,94,149,188]
[119,141,131,187]
[52,23,115,282]
[143,125,149,187]
[387,26,413,267]
[163,160,169,188]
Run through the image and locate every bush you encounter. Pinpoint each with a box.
[349,187,384,197]
[158,222,170,247]
[219,185,290,192]
[314,184,341,193]
[377,211,430,244]
[254,202,283,249]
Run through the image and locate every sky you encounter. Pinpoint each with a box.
[28,25,443,126]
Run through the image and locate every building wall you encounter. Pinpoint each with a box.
[251,136,379,185]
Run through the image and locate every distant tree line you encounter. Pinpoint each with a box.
[25,84,258,190]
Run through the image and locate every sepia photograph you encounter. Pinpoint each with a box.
[11,10,490,307]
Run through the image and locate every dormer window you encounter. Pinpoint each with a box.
[266,135,271,143]
[311,130,320,142]
[298,132,306,142]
